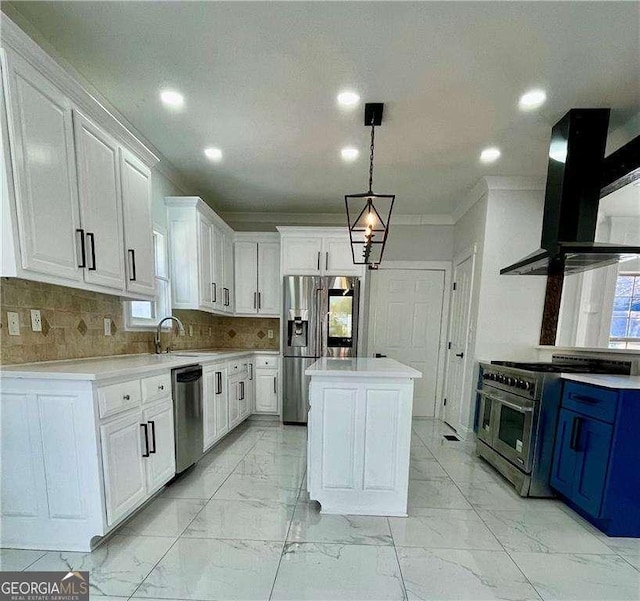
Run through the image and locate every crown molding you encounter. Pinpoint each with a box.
[485,176,546,191]
[451,179,489,223]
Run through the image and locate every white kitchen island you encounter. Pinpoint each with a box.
[305,358,422,517]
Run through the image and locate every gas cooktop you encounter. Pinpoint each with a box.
[490,360,628,374]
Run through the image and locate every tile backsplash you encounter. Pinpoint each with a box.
[0,278,279,365]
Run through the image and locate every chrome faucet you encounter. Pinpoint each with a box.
[154,316,185,354]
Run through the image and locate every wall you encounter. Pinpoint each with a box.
[0,278,278,365]
[383,225,454,262]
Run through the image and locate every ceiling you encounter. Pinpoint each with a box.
[6,1,640,216]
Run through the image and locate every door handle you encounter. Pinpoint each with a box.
[148,420,156,454]
[86,232,96,271]
[569,416,582,451]
[375,353,387,358]
[325,252,329,271]
[317,251,321,271]
[76,229,86,268]
[455,352,464,358]
[128,249,136,281]
[140,423,150,458]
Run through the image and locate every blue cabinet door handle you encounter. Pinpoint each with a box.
[570,417,582,450]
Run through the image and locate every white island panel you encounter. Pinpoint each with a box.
[306,358,420,517]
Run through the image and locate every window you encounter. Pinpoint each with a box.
[124,229,171,330]
[609,273,640,349]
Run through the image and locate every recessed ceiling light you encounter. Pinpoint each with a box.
[519,89,547,111]
[341,147,359,161]
[204,147,222,161]
[160,89,184,108]
[337,91,360,107]
[480,147,501,163]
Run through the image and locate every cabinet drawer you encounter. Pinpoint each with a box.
[256,355,278,368]
[98,380,142,419]
[228,360,249,375]
[141,373,171,402]
[563,382,618,423]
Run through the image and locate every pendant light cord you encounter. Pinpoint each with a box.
[368,117,375,193]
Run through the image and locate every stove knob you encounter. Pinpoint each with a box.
[498,375,505,383]
[523,381,532,391]
[507,377,515,386]
[482,373,490,379]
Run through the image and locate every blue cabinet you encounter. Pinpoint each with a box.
[551,380,640,537]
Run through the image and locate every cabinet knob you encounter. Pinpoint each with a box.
[158,385,164,391]
[123,394,130,401]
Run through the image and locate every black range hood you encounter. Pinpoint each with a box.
[501,108,640,276]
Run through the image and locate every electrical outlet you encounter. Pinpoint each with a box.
[268,329,274,339]
[104,318,112,336]
[30,309,42,332]
[189,325,193,337]
[7,312,20,336]
[208,326,212,336]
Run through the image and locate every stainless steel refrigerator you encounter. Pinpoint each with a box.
[282,275,360,424]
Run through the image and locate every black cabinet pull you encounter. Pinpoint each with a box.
[317,251,321,271]
[325,252,329,271]
[258,292,261,310]
[141,423,150,457]
[224,288,229,306]
[249,363,253,381]
[240,381,245,400]
[569,417,582,451]
[571,394,598,405]
[76,229,86,268]
[455,352,465,358]
[274,376,277,394]
[253,292,257,309]
[211,282,217,303]
[148,420,156,454]
[86,232,96,270]
[123,394,131,401]
[215,371,221,394]
[128,249,136,281]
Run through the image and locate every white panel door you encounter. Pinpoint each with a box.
[323,235,361,276]
[255,369,278,413]
[198,214,214,309]
[369,269,446,417]
[444,252,475,429]
[211,224,224,311]
[214,366,229,440]
[100,411,146,526]
[73,111,125,290]
[234,241,258,314]
[258,242,280,315]
[4,52,82,281]
[281,236,322,275]
[120,148,154,296]
[143,398,175,492]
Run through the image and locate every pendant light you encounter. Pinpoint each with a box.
[345,102,395,267]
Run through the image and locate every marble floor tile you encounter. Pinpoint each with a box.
[398,547,541,600]
[456,478,559,511]
[510,552,640,601]
[183,498,294,542]
[600,537,640,570]
[409,457,452,481]
[287,502,393,545]
[213,473,301,504]
[410,444,435,461]
[26,535,175,597]
[271,542,405,601]
[389,507,502,550]
[119,497,206,537]
[0,548,47,571]
[251,439,307,457]
[408,479,473,510]
[161,466,230,500]
[260,427,308,443]
[235,452,306,478]
[478,507,616,554]
[196,449,245,471]
[133,538,282,600]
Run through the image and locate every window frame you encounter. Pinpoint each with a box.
[124,227,172,332]
[608,271,640,349]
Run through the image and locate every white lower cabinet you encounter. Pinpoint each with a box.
[255,369,279,413]
[143,398,176,493]
[203,363,229,451]
[100,411,147,527]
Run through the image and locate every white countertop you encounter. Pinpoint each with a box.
[0,349,279,381]
[561,373,640,390]
[305,358,422,379]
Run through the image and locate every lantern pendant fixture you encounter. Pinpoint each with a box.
[345,102,395,268]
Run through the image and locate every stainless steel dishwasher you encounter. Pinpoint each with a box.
[171,364,204,473]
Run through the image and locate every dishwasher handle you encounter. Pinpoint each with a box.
[175,366,203,383]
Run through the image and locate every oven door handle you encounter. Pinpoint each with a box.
[476,390,534,413]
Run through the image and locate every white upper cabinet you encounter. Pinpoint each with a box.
[222,232,234,312]
[2,50,82,282]
[1,34,158,299]
[73,110,125,290]
[120,149,155,296]
[166,197,234,316]
[234,234,280,317]
[279,227,364,276]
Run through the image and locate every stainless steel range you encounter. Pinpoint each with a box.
[476,354,634,497]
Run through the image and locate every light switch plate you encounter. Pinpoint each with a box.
[31,309,42,332]
[104,318,112,336]
[7,312,20,336]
